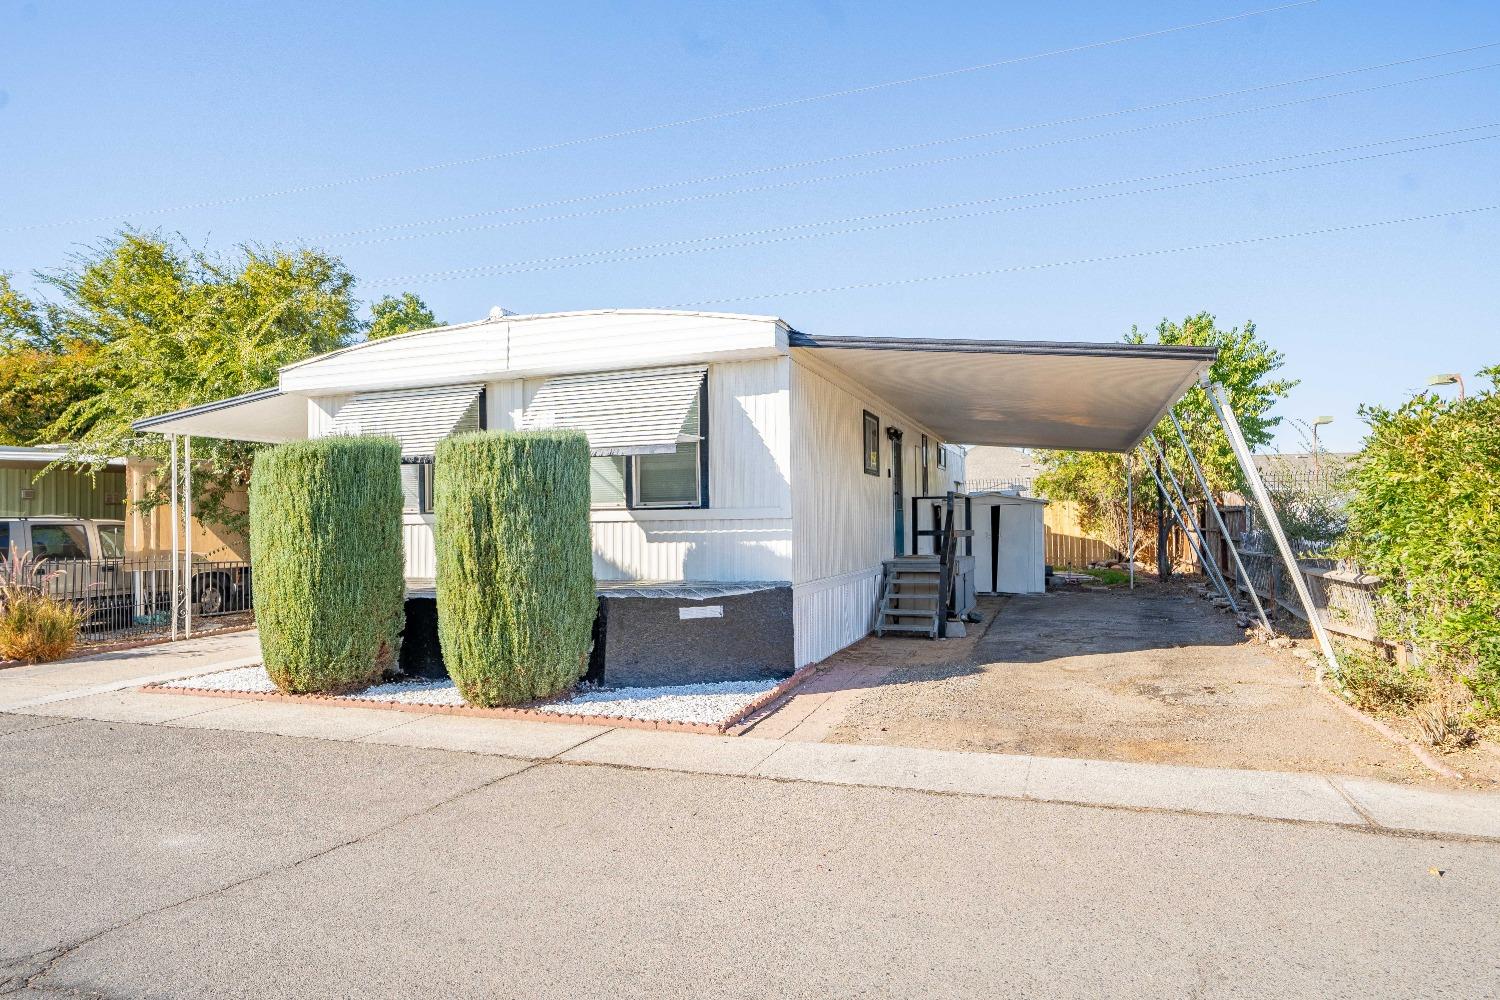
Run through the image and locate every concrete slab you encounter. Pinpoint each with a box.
[359,714,607,759]
[0,679,71,710]
[24,689,246,725]
[1025,755,1363,825]
[1333,777,1500,838]
[166,700,423,742]
[753,740,1031,798]
[559,727,785,776]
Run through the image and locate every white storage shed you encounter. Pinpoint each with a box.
[970,492,1048,595]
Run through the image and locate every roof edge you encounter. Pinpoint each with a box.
[132,387,286,432]
[787,331,1219,362]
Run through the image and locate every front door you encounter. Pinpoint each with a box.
[890,430,904,554]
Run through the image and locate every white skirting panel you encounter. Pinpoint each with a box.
[792,567,882,668]
[403,516,436,580]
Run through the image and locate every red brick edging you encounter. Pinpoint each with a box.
[146,658,826,736]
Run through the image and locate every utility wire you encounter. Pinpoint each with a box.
[327,53,1500,246]
[364,126,1500,285]
[3,2,1316,233]
[655,204,1498,308]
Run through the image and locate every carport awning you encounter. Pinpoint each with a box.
[132,388,308,444]
[519,364,707,456]
[789,334,1216,452]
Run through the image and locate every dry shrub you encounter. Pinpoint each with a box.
[1415,683,1479,751]
[1338,649,1432,715]
[0,592,86,663]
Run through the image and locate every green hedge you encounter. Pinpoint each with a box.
[249,437,405,694]
[434,430,595,706]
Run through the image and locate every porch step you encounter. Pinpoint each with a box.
[876,622,940,635]
[874,559,945,639]
[880,605,938,617]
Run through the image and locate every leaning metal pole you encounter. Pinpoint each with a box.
[1125,453,1134,590]
[1146,433,1237,609]
[1137,444,1234,606]
[1205,380,1342,680]
[1168,410,1272,632]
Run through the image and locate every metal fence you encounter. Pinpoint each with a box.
[38,558,254,644]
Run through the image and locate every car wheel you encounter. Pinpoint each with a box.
[195,578,226,615]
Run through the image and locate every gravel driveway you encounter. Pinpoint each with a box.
[803,585,1466,785]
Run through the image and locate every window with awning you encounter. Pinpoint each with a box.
[329,384,484,458]
[522,366,709,510]
[519,365,707,456]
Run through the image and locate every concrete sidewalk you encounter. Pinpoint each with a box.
[8,670,1499,840]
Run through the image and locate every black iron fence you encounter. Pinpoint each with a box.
[37,558,254,643]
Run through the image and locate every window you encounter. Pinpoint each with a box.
[863,411,881,476]
[401,462,433,514]
[590,456,627,508]
[97,524,125,559]
[0,522,11,558]
[937,443,947,469]
[31,523,89,560]
[590,379,707,510]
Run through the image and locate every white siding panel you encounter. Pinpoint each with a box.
[485,379,525,430]
[403,515,436,580]
[591,516,791,582]
[708,358,790,511]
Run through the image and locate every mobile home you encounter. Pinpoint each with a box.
[135,309,1213,679]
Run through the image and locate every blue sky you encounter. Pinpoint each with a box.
[2,0,1497,452]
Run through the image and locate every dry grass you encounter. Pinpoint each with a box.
[1337,648,1433,715]
[1415,683,1480,750]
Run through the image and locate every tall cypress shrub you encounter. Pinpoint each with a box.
[434,430,595,706]
[250,437,405,694]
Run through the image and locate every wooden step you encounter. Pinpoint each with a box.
[877,622,938,635]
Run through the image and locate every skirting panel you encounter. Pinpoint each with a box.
[792,568,882,668]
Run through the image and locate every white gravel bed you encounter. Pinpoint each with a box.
[530,679,780,725]
[160,666,780,724]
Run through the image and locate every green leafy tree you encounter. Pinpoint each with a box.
[1341,368,1500,715]
[0,232,361,535]
[366,292,440,340]
[1034,313,1296,559]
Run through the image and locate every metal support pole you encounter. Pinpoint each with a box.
[169,434,179,641]
[1138,444,1234,607]
[183,435,193,640]
[1125,453,1134,590]
[1205,381,1342,680]
[1147,433,1237,612]
[1167,410,1271,632]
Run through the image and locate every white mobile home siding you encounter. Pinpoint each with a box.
[788,354,950,667]
[313,358,792,584]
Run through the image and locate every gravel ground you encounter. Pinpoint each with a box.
[823,584,1494,787]
[159,666,777,724]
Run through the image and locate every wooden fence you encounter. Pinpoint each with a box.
[1043,499,1202,571]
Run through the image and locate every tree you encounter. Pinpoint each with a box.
[0,232,362,535]
[366,292,439,340]
[1033,313,1296,565]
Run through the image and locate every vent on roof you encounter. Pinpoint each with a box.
[488,306,517,320]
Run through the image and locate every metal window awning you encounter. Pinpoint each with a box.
[131,388,309,444]
[330,384,483,458]
[520,365,706,456]
[789,333,1217,452]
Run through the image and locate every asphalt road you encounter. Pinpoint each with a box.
[3,715,1497,999]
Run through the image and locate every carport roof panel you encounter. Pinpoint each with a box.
[789,333,1216,452]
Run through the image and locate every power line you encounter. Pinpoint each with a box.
[3,2,1317,233]
[656,204,1499,307]
[364,127,1500,286]
[328,53,1500,247]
